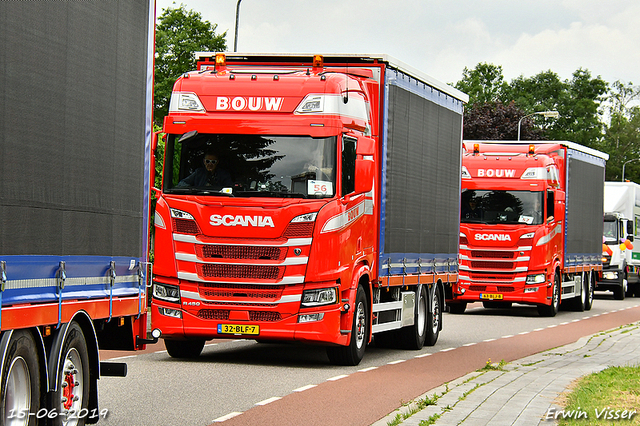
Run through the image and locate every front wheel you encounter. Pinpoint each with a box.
[327,285,368,366]
[165,339,205,359]
[538,272,560,317]
[1,330,41,426]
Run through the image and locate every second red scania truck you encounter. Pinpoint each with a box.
[151,53,467,365]
[450,141,608,316]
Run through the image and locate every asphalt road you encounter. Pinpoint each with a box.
[97,293,640,426]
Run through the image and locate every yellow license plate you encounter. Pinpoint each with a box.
[217,324,260,335]
[480,293,503,300]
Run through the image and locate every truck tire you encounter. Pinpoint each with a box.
[165,339,205,359]
[584,271,594,311]
[398,285,428,350]
[568,272,587,312]
[538,272,560,317]
[448,302,466,314]
[327,285,368,366]
[425,285,442,347]
[50,322,90,426]
[613,278,626,300]
[1,330,41,426]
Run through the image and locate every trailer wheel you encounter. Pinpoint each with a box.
[164,339,205,359]
[569,272,587,312]
[50,322,89,426]
[425,285,441,347]
[584,271,594,311]
[448,302,466,314]
[398,285,428,350]
[1,330,40,426]
[538,272,560,317]
[327,285,368,366]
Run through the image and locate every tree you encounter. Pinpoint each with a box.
[596,81,640,181]
[454,63,509,109]
[463,101,545,141]
[154,4,226,125]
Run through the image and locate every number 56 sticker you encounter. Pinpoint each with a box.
[308,180,334,196]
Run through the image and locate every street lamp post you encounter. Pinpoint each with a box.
[621,158,640,182]
[517,110,560,141]
[234,0,242,52]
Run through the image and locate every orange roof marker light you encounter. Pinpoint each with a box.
[473,143,480,155]
[312,55,324,72]
[215,53,227,72]
[529,144,535,155]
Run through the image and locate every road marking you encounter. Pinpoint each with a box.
[213,412,242,422]
[204,343,218,347]
[440,348,456,352]
[462,342,477,347]
[154,350,168,354]
[571,319,580,322]
[293,384,317,392]
[582,316,590,320]
[484,338,496,342]
[327,374,349,381]
[416,353,433,357]
[547,325,557,328]
[359,366,378,372]
[388,359,405,365]
[560,322,569,325]
[502,335,514,339]
[533,328,544,332]
[593,314,601,317]
[518,331,529,335]
[256,397,281,406]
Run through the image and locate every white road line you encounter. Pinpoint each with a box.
[440,348,456,352]
[108,355,136,360]
[293,384,317,392]
[462,342,477,347]
[213,412,242,422]
[582,316,590,320]
[484,338,496,342]
[547,324,558,328]
[533,328,544,332]
[560,322,569,325]
[571,319,580,322]
[154,350,168,354]
[256,397,281,406]
[415,353,433,358]
[502,335,514,339]
[388,359,405,365]
[327,374,349,381]
[358,366,378,372]
[518,331,529,335]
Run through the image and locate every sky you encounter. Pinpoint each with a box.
[155,0,639,89]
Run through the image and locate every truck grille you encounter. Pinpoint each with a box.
[197,264,284,280]
[283,222,314,238]
[469,272,516,281]
[196,245,286,261]
[198,283,284,300]
[471,250,515,259]
[469,285,515,292]
[196,309,281,322]
[471,261,515,270]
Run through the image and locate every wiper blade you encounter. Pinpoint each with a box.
[167,187,234,196]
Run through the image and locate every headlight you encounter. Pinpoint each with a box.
[526,273,546,284]
[301,287,337,307]
[603,271,618,280]
[521,232,535,239]
[153,282,180,303]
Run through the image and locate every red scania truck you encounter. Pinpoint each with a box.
[449,141,608,316]
[151,53,467,365]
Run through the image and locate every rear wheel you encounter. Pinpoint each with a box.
[425,286,441,347]
[584,271,594,311]
[399,285,428,350]
[327,285,368,366]
[50,322,90,426]
[1,330,40,426]
[165,339,205,359]
[538,272,560,317]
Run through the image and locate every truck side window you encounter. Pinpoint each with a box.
[342,136,356,196]
[546,190,554,219]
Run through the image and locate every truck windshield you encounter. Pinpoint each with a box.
[603,220,618,243]
[461,190,544,225]
[162,133,337,198]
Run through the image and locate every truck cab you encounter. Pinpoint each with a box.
[600,212,636,299]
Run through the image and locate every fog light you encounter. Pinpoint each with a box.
[298,313,324,323]
[524,287,539,293]
[158,307,182,318]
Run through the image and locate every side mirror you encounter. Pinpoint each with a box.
[354,137,375,194]
[151,131,162,192]
[627,220,634,238]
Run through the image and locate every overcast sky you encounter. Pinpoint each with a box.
[156,0,639,89]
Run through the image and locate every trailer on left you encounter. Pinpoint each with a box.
[0,1,155,424]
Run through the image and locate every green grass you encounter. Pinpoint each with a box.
[478,358,507,371]
[556,366,640,425]
[386,394,440,426]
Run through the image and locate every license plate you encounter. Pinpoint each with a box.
[480,293,503,300]
[217,324,260,335]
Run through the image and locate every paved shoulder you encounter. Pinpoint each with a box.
[375,322,640,426]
